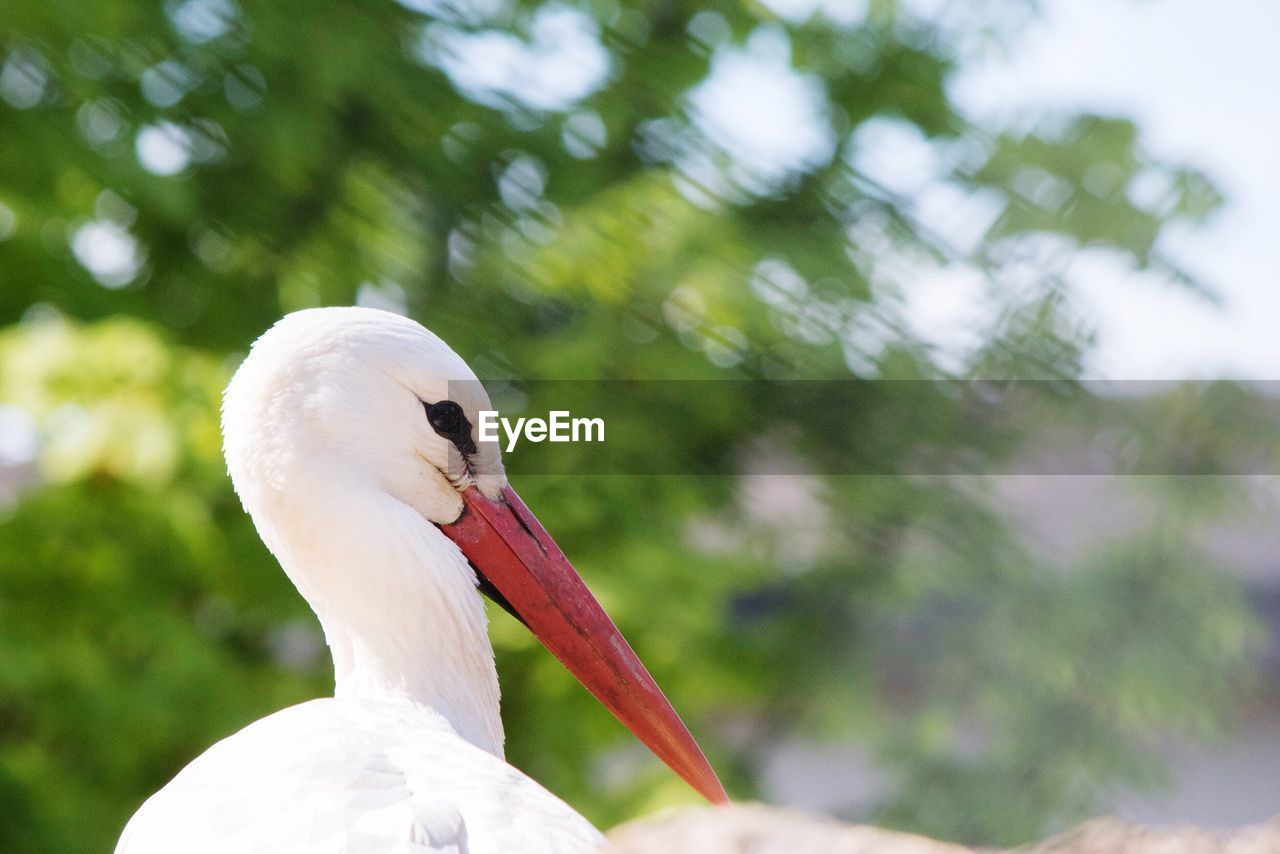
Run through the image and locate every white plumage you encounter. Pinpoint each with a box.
[118,700,604,853]
[117,308,617,853]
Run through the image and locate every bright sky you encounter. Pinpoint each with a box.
[952,0,1280,380]
[684,0,1280,380]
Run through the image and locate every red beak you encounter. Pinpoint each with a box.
[440,484,728,805]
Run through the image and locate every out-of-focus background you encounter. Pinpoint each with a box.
[1,0,1277,851]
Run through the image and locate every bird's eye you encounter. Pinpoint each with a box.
[426,400,464,436]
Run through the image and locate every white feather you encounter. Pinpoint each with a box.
[118,700,606,853]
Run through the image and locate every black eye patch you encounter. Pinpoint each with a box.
[424,399,477,456]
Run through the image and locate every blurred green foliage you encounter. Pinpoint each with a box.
[0,0,1262,850]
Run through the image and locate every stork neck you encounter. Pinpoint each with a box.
[264,483,505,757]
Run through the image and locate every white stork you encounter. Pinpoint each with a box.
[116,307,726,853]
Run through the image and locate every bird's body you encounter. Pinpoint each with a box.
[118,699,603,853]
[116,307,723,853]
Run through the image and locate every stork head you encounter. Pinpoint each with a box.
[222,307,506,526]
[221,306,727,805]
